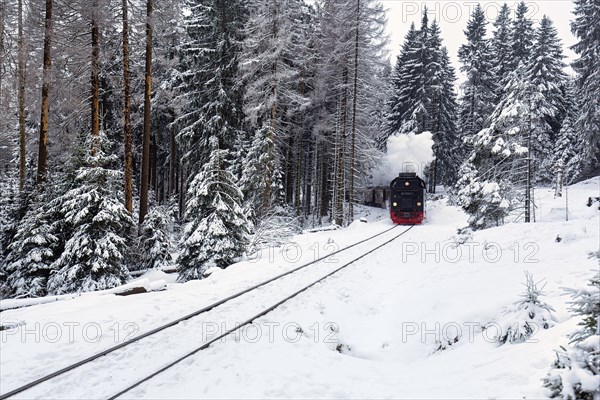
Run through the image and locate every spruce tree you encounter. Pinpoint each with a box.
[387,22,419,136]
[458,4,496,143]
[527,15,568,182]
[178,136,250,281]
[176,0,246,176]
[426,21,459,187]
[491,3,513,98]
[399,10,430,134]
[552,81,585,185]
[570,0,600,176]
[139,205,175,271]
[543,270,600,399]
[46,132,133,295]
[508,1,535,73]
[455,63,532,229]
[2,190,59,298]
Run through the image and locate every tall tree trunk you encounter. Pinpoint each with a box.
[37,0,53,184]
[334,67,349,227]
[295,133,302,216]
[348,0,360,223]
[139,0,153,225]
[315,146,323,225]
[91,0,100,154]
[285,136,293,204]
[122,0,133,212]
[17,0,26,190]
[0,1,4,106]
[151,133,158,196]
[304,139,312,220]
[168,125,176,197]
[264,99,275,212]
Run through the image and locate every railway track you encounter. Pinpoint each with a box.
[1,224,414,400]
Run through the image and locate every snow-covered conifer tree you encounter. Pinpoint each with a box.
[551,81,583,196]
[2,192,59,297]
[176,0,246,175]
[139,205,176,271]
[386,22,419,136]
[490,3,513,98]
[508,1,535,73]
[0,173,19,266]
[527,15,568,181]
[570,0,600,176]
[543,270,600,399]
[455,63,532,229]
[426,20,459,187]
[457,4,497,143]
[178,136,250,281]
[46,132,133,294]
[494,272,556,344]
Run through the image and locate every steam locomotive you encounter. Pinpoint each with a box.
[390,172,426,224]
[356,172,426,225]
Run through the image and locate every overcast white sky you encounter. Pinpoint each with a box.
[382,0,578,81]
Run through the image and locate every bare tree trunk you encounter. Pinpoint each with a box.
[555,163,563,198]
[264,99,275,212]
[139,0,153,225]
[151,133,158,196]
[168,125,176,197]
[334,67,348,227]
[91,0,100,154]
[17,0,26,190]
[304,139,312,220]
[0,2,3,106]
[295,133,302,216]
[122,0,133,212]
[348,0,360,223]
[37,0,53,184]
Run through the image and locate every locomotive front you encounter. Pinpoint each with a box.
[390,172,426,225]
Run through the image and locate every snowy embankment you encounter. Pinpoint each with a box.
[1,178,598,399]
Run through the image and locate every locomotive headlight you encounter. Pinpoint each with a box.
[393,202,398,207]
[404,182,410,186]
[417,202,422,207]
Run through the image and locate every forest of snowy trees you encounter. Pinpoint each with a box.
[0,0,598,297]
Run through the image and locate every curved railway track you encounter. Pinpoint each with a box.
[1,224,414,400]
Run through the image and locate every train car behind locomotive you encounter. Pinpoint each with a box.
[390,172,426,225]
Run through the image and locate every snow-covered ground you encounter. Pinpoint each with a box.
[1,177,598,399]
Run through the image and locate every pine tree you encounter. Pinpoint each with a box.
[399,10,430,135]
[426,21,459,187]
[570,0,600,176]
[527,16,568,182]
[46,133,133,295]
[508,1,535,74]
[495,272,556,344]
[543,270,600,399]
[2,191,59,297]
[176,0,246,176]
[490,3,513,97]
[455,63,532,229]
[139,205,175,271]
[0,173,19,264]
[178,136,250,281]
[386,22,419,136]
[457,4,497,144]
[551,81,582,194]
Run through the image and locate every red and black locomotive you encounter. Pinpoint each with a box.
[390,172,426,225]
